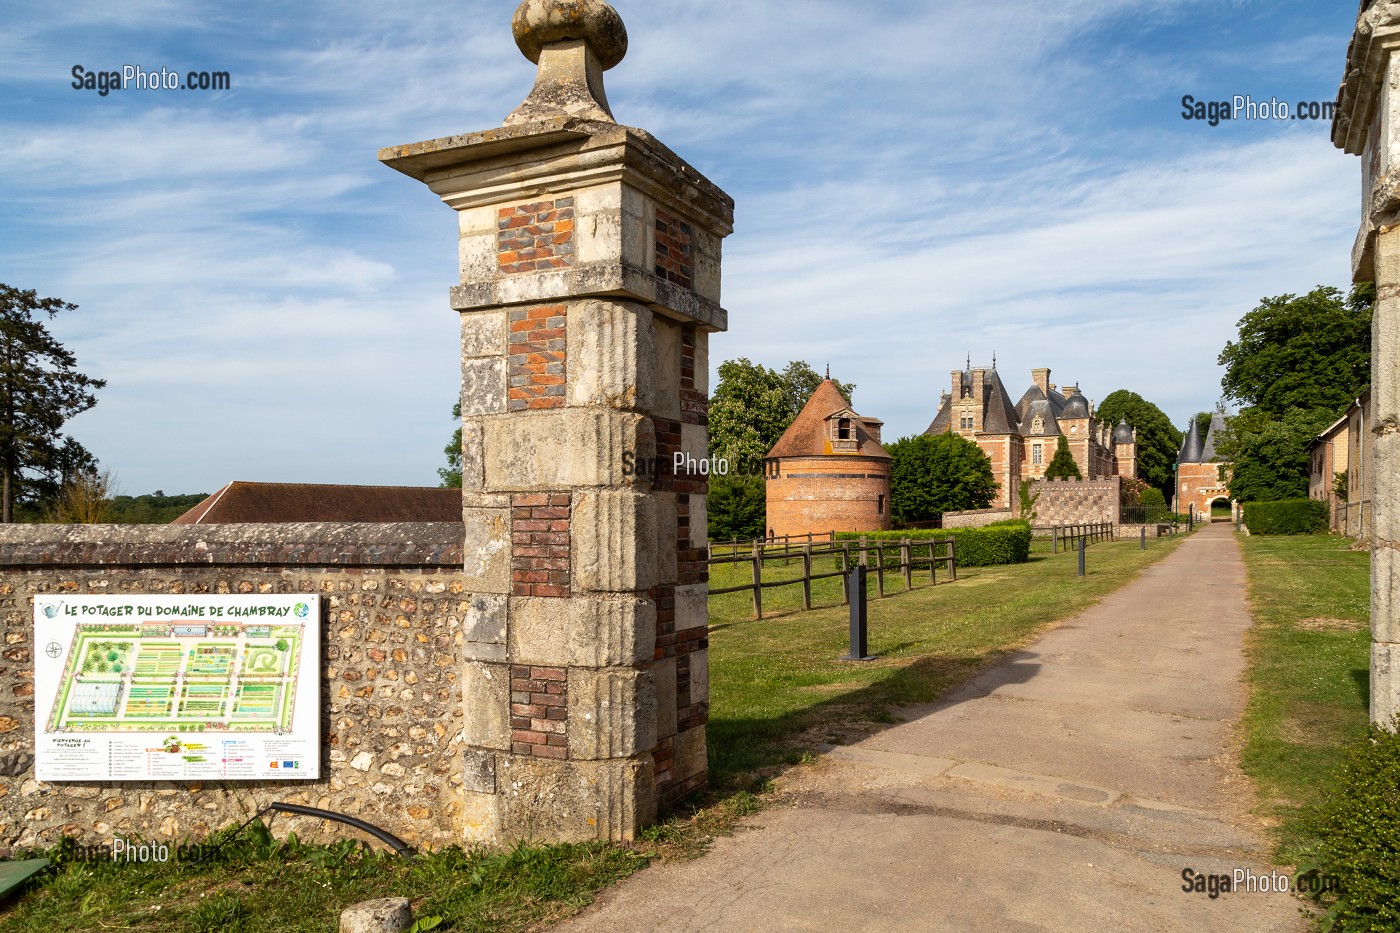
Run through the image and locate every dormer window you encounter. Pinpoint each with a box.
[838,418,851,440]
[1032,417,1044,434]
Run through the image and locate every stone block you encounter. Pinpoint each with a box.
[688,495,707,549]
[462,508,510,594]
[464,594,507,643]
[459,232,497,282]
[565,300,656,411]
[1374,641,1400,728]
[692,330,710,395]
[693,228,722,304]
[509,596,571,666]
[680,422,708,463]
[689,647,709,705]
[1374,544,1400,644]
[653,492,678,585]
[461,357,506,416]
[673,725,706,782]
[674,582,708,632]
[460,789,500,843]
[652,318,682,420]
[575,200,622,265]
[569,596,656,667]
[462,749,496,794]
[460,417,486,491]
[460,310,506,359]
[339,897,411,933]
[567,668,657,759]
[653,658,677,739]
[512,595,655,667]
[483,410,653,490]
[1373,432,1400,544]
[573,491,657,592]
[460,661,510,750]
[496,754,655,842]
[457,204,497,236]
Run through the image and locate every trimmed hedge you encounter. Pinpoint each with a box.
[1242,498,1328,535]
[836,519,1031,567]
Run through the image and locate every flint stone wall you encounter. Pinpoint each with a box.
[0,523,467,851]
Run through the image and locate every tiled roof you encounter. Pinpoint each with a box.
[768,379,890,459]
[173,482,463,524]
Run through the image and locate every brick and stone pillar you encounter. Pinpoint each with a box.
[380,0,731,840]
[1336,1,1400,726]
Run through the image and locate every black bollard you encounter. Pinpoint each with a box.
[844,565,872,661]
[1078,536,1085,577]
[1140,526,1146,550]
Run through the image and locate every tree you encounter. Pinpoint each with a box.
[887,433,997,524]
[1043,435,1082,480]
[706,473,766,541]
[1222,406,1333,502]
[0,285,106,522]
[1216,284,1373,502]
[49,468,116,523]
[707,359,854,476]
[439,401,462,488]
[1094,389,1184,498]
[1219,284,1371,418]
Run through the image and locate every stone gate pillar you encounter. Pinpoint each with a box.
[1336,1,1400,726]
[380,0,731,840]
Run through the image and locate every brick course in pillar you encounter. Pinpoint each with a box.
[679,326,707,426]
[507,305,567,411]
[498,198,575,274]
[654,208,692,289]
[510,493,571,597]
[509,665,568,759]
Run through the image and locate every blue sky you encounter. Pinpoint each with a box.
[0,1,1366,495]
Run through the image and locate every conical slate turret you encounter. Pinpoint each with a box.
[1178,417,1203,464]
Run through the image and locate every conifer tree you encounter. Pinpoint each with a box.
[1043,435,1082,480]
[0,285,105,522]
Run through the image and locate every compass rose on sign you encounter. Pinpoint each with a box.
[45,642,62,659]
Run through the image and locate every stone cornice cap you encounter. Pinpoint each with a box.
[1334,0,1400,153]
[505,0,629,127]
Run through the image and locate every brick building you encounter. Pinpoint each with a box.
[924,364,1136,510]
[1174,414,1232,517]
[1308,389,1372,537]
[763,378,892,537]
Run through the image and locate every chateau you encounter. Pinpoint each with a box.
[924,364,1137,510]
[763,378,892,537]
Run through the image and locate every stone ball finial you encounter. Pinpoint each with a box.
[513,0,628,71]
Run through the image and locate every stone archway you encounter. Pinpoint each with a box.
[1205,495,1231,522]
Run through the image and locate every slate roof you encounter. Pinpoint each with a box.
[173,482,463,524]
[767,379,891,460]
[1178,418,1204,464]
[1199,413,1227,462]
[1112,419,1134,444]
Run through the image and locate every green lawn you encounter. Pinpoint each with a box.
[1236,532,1371,863]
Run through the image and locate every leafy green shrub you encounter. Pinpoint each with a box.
[836,520,1031,567]
[1243,498,1327,535]
[1139,488,1170,523]
[1305,723,1400,930]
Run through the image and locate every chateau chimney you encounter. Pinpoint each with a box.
[1032,368,1050,395]
[970,367,986,404]
[951,370,963,400]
